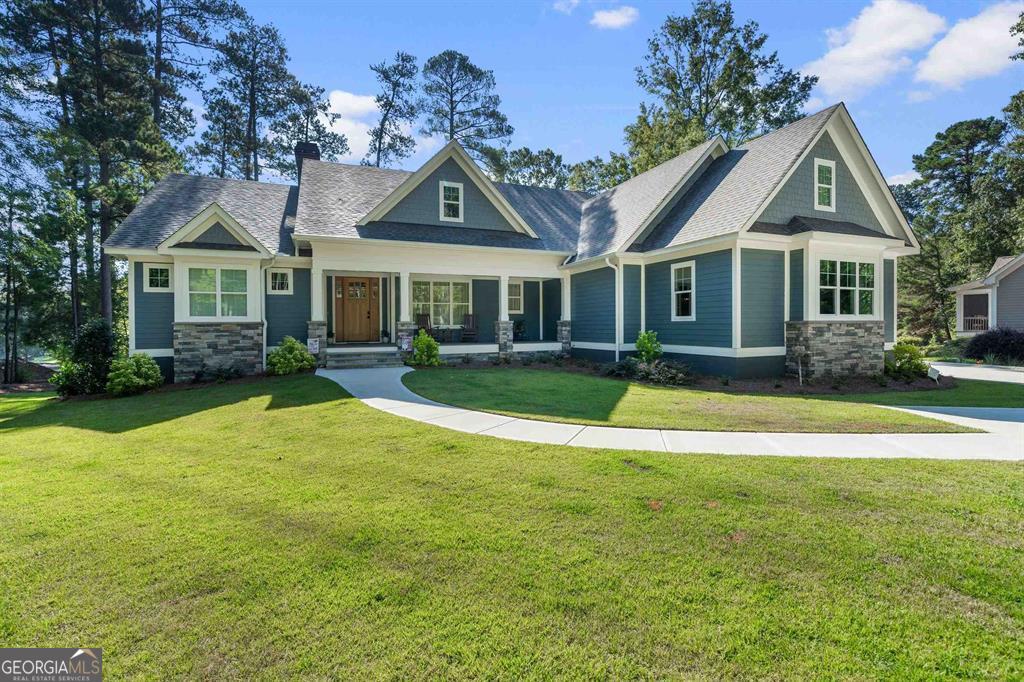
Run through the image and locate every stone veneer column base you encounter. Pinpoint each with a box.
[173,322,264,383]
[307,320,327,365]
[495,320,514,358]
[556,320,571,355]
[785,320,884,379]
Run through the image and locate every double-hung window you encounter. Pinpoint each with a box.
[439,181,463,222]
[814,158,836,212]
[412,280,471,326]
[188,267,248,318]
[670,261,695,321]
[819,259,874,316]
[507,281,523,314]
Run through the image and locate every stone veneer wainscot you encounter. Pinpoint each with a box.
[173,322,264,383]
[785,320,884,379]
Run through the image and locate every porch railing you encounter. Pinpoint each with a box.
[962,315,989,331]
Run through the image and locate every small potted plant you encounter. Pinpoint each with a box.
[381,329,391,343]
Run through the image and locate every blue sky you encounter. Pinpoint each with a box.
[244,0,1024,182]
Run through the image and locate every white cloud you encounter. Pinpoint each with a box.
[326,89,440,165]
[906,89,934,103]
[803,0,946,101]
[590,5,638,29]
[328,90,378,119]
[914,1,1024,89]
[553,0,579,14]
[886,170,920,185]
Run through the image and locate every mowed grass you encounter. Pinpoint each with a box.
[401,368,1000,433]
[1,375,1022,679]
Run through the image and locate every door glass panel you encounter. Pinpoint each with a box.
[347,281,367,299]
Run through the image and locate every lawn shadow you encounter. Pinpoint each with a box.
[0,374,347,434]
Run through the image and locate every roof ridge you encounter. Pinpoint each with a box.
[737,103,841,149]
[165,172,296,190]
[305,158,412,175]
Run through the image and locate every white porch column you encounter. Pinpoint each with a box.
[499,275,510,321]
[561,272,571,320]
[311,267,325,321]
[399,270,411,322]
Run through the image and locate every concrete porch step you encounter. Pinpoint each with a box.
[324,352,406,369]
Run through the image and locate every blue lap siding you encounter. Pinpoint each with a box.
[542,279,561,340]
[266,268,311,346]
[740,249,785,348]
[644,249,732,347]
[571,267,615,343]
[510,280,541,341]
[133,262,173,350]
[472,279,498,343]
[623,264,642,342]
[789,249,804,321]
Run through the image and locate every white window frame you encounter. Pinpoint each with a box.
[267,267,293,295]
[411,277,473,327]
[814,158,836,212]
[670,260,696,322]
[142,263,173,293]
[816,258,876,319]
[507,280,523,314]
[184,265,250,321]
[439,181,464,223]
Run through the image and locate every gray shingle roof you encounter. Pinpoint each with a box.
[294,158,586,252]
[749,215,891,240]
[989,255,1016,276]
[635,105,839,252]
[575,138,720,261]
[104,174,297,255]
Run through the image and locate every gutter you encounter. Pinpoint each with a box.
[260,256,277,370]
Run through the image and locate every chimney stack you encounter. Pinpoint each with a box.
[294,141,321,182]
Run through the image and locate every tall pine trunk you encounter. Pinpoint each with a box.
[3,195,13,384]
[152,0,164,130]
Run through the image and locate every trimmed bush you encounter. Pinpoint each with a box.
[50,318,115,396]
[964,328,1024,364]
[884,342,928,382]
[267,336,317,375]
[106,354,164,396]
[411,329,441,366]
[605,357,690,386]
[634,330,663,363]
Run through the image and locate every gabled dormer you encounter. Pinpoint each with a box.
[358,140,538,237]
[157,202,271,258]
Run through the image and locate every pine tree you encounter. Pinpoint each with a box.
[267,82,349,180]
[365,51,419,168]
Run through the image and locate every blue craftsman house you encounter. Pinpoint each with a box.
[104,103,918,382]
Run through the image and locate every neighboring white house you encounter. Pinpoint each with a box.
[950,253,1024,336]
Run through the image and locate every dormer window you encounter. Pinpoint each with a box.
[439,181,463,222]
[814,158,835,212]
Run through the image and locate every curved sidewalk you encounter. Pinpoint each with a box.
[317,368,1024,460]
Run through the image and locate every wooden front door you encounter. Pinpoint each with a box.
[335,277,379,342]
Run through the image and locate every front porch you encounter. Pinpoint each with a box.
[307,262,571,359]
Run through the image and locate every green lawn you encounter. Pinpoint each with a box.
[401,368,1009,433]
[2,377,1023,678]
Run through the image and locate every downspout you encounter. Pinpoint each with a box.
[605,257,620,362]
[260,256,276,370]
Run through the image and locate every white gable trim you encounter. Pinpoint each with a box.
[157,202,271,257]
[984,253,1024,285]
[737,104,919,253]
[357,140,539,239]
[616,136,729,255]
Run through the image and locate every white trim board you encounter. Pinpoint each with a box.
[572,341,785,358]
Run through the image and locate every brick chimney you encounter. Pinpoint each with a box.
[294,141,320,182]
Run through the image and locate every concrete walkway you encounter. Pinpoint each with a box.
[930,361,1024,385]
[317,368,1024,460]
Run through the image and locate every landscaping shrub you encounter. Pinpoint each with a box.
[50,318,114,396]
[885,342,929,382]
[267,336,317,375]
[634,330,663,363]
[410,329,441,366]
[106,354,164,396]
[605,357,690,386]
[964,328,1024,364]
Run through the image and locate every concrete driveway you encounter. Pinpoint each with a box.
[930,361,1024,385]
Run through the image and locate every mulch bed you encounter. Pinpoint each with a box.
[428,356,958,397]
